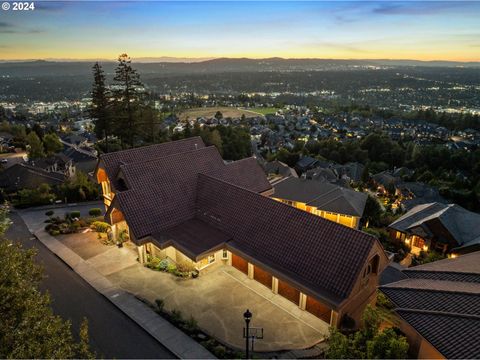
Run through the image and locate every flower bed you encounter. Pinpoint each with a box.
[144,255,199,278]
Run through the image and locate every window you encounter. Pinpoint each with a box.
[222,249,228,259]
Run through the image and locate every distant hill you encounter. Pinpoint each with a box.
[0,57,479,77]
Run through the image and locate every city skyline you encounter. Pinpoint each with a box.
[1,1,480,61]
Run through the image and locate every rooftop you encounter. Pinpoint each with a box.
[273,177,367,217]
[380,251,480,359]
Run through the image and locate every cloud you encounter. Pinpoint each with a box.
[35,1,65,12]
[0,21,44,35]
[372,2,476,16]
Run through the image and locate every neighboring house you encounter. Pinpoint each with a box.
[264,160,298,185]
[62,142,97,175]
[95,137,389,328]
[272,177,368,229]
[295,156,318,173]
[397,182,447,211]
[372,171,401,194]
[380,251,480,359]
[0,163,65,192]
[333,162,365,183]
[389,202,480,255]
[28,154,75,178]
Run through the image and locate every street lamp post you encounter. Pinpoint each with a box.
[244,309,252,359]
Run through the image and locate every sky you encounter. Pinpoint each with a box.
[0,1,479,61]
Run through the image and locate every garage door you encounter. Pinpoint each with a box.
[253,265,272,289]
[278,279,300,305]
[232,254,248,275]
[306,296,331,323]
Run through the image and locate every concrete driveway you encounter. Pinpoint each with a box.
[106,263,328,352]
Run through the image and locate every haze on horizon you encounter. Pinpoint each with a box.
[1,1,479,62]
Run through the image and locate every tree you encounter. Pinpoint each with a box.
[112,54,144,148]
[204,129,223,155]
[26,131,45,159]
[326,306,408,359]
[214,110,223,120]
[364,195,383,227]
[43,133,63,156]
[366,328,409,359]
[0,205,94,358]
[59,171,99,202]
[90,62,111,152]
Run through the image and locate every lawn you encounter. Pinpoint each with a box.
[178,107,263,121]
[246,107,281,115]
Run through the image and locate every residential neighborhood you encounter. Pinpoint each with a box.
[1,2,480,358]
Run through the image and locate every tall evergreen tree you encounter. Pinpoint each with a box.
[90,62,111,152]
[112,54,143,148]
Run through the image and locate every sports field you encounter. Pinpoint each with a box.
[178,107,264,121]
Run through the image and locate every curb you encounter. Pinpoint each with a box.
[32,229,215,359]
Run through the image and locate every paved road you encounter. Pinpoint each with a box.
[6,212,175,359]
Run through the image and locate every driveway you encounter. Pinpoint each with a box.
[107,263,328,352]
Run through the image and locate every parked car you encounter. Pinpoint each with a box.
[1,159,8,163]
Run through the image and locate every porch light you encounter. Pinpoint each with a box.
[423,245,428,251]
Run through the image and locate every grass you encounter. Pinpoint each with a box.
[247,107,281,115]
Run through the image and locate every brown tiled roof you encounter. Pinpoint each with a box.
[115,146,271,239]
[151,218,231,261]
[99,137,205,189]
[195,174,379,307]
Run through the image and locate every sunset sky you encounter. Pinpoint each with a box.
[1,1,479,61]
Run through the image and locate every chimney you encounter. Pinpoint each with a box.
[194,143,198,150]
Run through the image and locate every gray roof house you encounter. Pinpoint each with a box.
[389,202,480,255]
[272,177,367,229]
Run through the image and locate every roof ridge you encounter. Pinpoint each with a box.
[119,145,218,172]
[380,283,480,297]
[100,136,203,160]
[404,269,480,277]
[396,308,480,321]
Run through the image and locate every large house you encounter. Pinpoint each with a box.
[380,252,480,359]
[389,202,480,255]
[95,137,389,328]
[271,177,368,229]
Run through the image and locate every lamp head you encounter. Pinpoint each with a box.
[244,309,252,323]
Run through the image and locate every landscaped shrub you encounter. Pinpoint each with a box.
[69,211,81,219]
[145,256,161,270]
[171,309,183,325]
[45,210,54,217]
[158,259,169,271]
[50,230,60,236]
[88,208,102,217]
[177,261,195,273]
[212,345,226,358]
[167,263,177,274]
[155,299,164,313]
[184,316,199,334]
[91,221,110,233]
